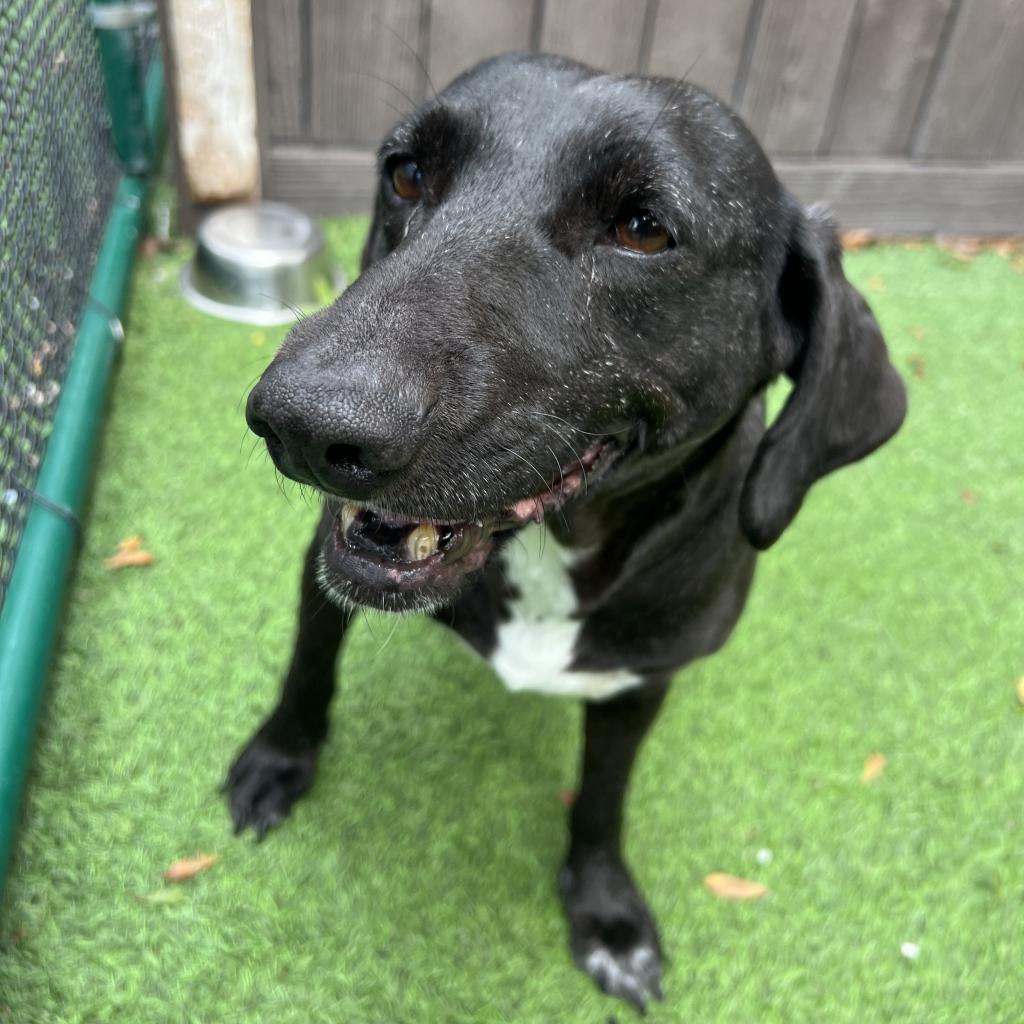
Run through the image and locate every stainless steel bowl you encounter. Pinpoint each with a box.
[180,201,345,325]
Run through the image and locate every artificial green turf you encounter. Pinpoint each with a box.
[1,225,1023,1023]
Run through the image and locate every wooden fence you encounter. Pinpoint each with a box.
[252,0,1024,233]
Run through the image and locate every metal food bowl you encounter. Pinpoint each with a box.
[181,201,345,325]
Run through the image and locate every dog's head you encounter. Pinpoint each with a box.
[247,54,906,612]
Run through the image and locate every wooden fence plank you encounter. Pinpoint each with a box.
[427,0,535,91]
[539,0,651,73]
[997,79,1024,158]
[914,0,1024,157]
[270,145,378,214]
[739,0,859,154]
[270,145,1024,234]
[253,0,306,141]
[646,0,755,101]
[777,159,1024,233]
[829,0,952,155]
[309,0,426,146]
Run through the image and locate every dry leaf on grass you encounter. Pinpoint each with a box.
[841,228,876,251]
[133,888,186,906]
[960,488,979,506]
[1015,677,1024,706]
[556,789,577,808]
[703,873,769,901]
[104,535,155,569]
[908,325,927,342]
[862,752,887,783]
[937,235,982,262]
[907,354,927,379]
[163,853,221,883]
[865,275,886,292]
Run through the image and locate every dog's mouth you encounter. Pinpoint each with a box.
[319,440,614,611]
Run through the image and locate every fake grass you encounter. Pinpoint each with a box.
[2,225,1023,1023]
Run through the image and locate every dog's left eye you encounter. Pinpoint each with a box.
[613,211,674,254]
[390,158,424,202]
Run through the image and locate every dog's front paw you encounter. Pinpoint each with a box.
[224,732,318,840]
[559,856,664,1014]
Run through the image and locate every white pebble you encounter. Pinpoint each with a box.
[756,848,773,865]
[900,942,920,960]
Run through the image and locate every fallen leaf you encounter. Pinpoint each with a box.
[991,239,1018,258]
[1012,256,1024,274]
[907,354,926,379]
[703,873,769,901]
[841,228,876,251]
[865,274,885,292]
[862,752,886,783]
[557,789,577,808]
[960,488,978,506]
[937,235,982,262]
[901,238,925,251]
[1015,676,1024,706]
[908,325,927,342]
[139,236,160,259]
[133,888,186,905]
[104,535,155,569]
[163,853,221,883]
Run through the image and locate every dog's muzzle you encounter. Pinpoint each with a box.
[318,440,613,610]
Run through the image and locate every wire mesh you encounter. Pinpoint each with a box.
[0,1,153,611]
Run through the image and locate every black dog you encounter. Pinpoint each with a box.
[228,53,906,1011]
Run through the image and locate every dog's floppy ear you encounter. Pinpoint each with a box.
[740,203,907,550]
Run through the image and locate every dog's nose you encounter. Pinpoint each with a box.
[246,363,432,497]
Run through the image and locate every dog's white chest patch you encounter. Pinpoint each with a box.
[490,525,641,701]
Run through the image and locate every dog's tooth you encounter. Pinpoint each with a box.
[340,502,359,533]
[406,523,438,561]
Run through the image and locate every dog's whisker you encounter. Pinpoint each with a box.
[352,70,420,114]
[238,372,267,413]
[534,410,629,438]
[496,441,552,500]
[256,292,307,323]
[244,437,262,466]
[376,15,437,100]
[373,613,402,656]
[640,50,705,149]
[545,444,571,531]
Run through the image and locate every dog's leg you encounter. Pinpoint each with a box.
[225,512,351,839]
[560,677,669,1012]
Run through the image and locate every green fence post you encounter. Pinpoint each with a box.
[0,34,165,891]
[91,1,157,174]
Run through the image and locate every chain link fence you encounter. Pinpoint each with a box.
[0,0,154,610]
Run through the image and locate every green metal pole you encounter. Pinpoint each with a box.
[0,55,164,891]
[91,1,157,173]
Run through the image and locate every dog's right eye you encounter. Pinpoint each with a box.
[613,211,674,254]
[390,159,423,202]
